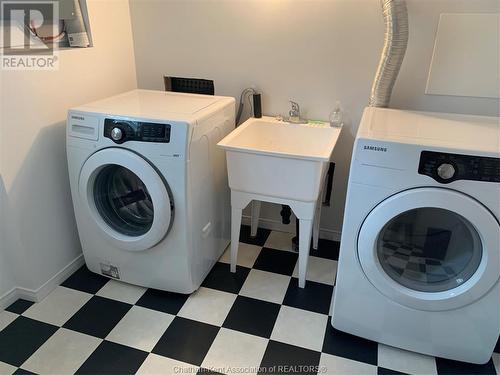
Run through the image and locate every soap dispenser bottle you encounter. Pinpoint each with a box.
[329,100,343,128]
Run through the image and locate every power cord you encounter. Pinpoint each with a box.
[235,87,256,126]
[30,20,66,42]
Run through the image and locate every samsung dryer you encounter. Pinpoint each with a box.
[332,107,500,364]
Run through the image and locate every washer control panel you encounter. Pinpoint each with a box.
[419,151,500,184]
[104,119,171,144]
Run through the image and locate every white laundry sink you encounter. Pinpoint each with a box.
[218,116,342,202]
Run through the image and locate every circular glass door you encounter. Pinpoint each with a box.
[377,208,482,293]
[93,165,154,237]
[358,188,499,311]
[79,148,173,252]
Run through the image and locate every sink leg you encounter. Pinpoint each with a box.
[250,201,261,237]
[298,218,313,288]
[312,201,322,250]
[230,207,243,273]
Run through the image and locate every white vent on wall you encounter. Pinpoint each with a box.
[426,13,500,99]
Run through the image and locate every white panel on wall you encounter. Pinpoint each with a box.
[426,13,500,99]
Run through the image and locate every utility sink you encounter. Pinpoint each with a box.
[219,116,342,288]
[218,116,342,202]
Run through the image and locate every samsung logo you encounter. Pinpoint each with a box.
[71,115,85,121]
[363,145,387,152]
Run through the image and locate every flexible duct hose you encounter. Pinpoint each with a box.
[369,0,409,108]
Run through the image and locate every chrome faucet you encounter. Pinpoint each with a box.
[287,101,307,124]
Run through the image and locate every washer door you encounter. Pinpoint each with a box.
[79,148,173,251]
[358,188,499,311]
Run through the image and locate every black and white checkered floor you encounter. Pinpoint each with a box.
[1,226,499,375]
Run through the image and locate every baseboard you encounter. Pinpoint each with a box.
[241,215,342,242]
[0,254,84,310]
[319,227,342,242]
[0,288,20,312]
[241,215,293,233]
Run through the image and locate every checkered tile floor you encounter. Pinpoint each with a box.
[0,226,498,375]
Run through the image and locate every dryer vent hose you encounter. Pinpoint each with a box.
[369,0,409,108]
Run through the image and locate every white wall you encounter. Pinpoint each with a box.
[0,0,137,304]
[0,178,15,300]
[129,0,500,238]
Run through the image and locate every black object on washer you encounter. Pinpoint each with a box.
[164,76,215,96]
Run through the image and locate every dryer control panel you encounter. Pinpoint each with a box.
[419,151,500,184]
[104,119,171,144]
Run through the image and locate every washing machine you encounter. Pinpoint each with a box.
[332,107,500,364]
[67,89,235,293]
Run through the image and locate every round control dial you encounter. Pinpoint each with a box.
[111,127,123,141]
[437,163,456,180]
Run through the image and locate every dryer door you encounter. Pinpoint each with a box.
[358,187,499,311]
[79,148,173,251]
